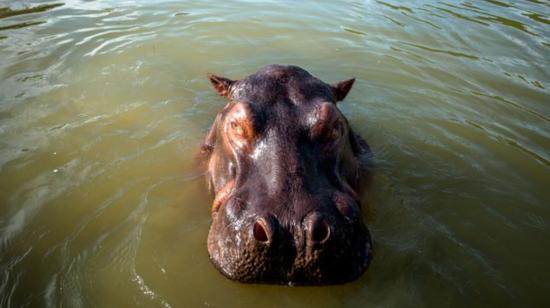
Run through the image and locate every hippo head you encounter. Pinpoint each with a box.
[200,65,372,285]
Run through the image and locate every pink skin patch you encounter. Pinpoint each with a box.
[211,179,236,216]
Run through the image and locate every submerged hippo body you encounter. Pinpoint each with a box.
[200,65,373,285]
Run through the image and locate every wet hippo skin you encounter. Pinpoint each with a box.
[199,65,373,285]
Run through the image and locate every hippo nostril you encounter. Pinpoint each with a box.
[312,219,330,243]
[253,218,271,243]
[306,213,331,244]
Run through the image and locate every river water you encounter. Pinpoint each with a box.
[0,0,549,307]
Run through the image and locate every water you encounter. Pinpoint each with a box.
[0,0,548,306]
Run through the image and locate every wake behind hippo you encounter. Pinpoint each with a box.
[199,65,373,285]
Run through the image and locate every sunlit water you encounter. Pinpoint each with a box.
[0,0,549,306]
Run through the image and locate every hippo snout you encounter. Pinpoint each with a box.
[207,195,372,285]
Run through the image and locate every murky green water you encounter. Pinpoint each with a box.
[0,0,549,306]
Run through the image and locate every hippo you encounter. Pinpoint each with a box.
[199,65,373,285]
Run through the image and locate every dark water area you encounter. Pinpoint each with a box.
[0,0,549,307]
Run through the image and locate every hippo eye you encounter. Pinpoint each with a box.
[329,122,343,141]
[230,120,244,136]
[310,103,345,145]
[322,121,343,144]
[225,113,255,152]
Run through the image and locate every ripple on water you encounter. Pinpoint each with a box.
[0,0,549,307]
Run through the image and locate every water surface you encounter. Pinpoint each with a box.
[1,0,549,307]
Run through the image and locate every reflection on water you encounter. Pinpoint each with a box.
[0,0,549,307]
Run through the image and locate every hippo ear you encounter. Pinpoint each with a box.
[331,78,355,102]
[208,74,234,97]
